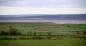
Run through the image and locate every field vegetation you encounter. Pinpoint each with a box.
[0,22,86,46]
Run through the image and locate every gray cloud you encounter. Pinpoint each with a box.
[0,0,85,7]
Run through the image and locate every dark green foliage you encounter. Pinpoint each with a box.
[48,32,51,36]
[0,26,21,36]
[83,31,86,35]
[27,31,32,36]
[0,22,86,40]
[9,26,18,35]
[34,32,37,36]
[0,30,8,35]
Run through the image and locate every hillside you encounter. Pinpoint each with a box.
[0,22,86,32]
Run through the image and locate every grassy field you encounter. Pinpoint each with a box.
[0,22,86,32]
[0,38,86,46]
[0,22,86,46]
[0,22,86,36]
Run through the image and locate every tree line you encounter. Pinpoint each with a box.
[0,26,52,36]
[0,26,86,36]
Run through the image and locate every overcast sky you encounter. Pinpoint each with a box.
[0,0,86,7]
[0,0,86,15]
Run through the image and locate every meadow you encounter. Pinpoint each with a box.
[0,22,86,46]
[0,38,86,46]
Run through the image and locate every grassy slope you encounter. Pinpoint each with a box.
[0,38,86,46]
[0,22,86,35]
[0,22,86,46]
[0,22,86,32]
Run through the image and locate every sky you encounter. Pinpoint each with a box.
[0,0,86,15]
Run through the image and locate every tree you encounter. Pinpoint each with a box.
[48,32,51,36]
[76,31,79,35]
[34,32,37,36]
[83,31,86,35]
[47,32,51,39]
[28,31,32,36]
[9,26,18,35]
[0,30,8,35]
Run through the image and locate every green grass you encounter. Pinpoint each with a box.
[0,38,86,46]
[0,22,86,36]
[0,23,86,32]
[0,22,86,46]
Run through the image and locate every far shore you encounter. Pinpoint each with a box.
[0,20,86,24]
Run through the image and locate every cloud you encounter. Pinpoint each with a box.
[0,7,86,15]
[0,0,86,15]
[0,0,85,7]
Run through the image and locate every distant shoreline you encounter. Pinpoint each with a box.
[0,20,86,24]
